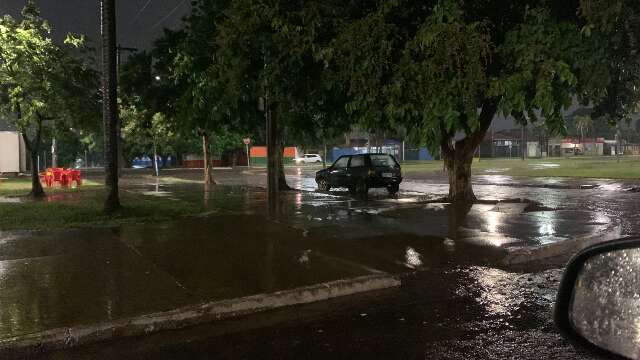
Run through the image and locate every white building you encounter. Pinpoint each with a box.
[0,118,27,174]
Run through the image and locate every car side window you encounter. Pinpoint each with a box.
[349,155,365,168]
[333,157,349,169]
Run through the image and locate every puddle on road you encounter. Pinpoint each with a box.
[528,163,561,170]
[483,168,510,174]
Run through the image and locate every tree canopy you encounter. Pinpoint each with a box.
[0,1,99,196]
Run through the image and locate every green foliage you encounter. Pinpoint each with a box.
[390,1,491,150]
[579,0,640,124]
[493,7,606,136]
[0,1,99,154]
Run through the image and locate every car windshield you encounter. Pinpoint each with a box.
[370,154,397,167]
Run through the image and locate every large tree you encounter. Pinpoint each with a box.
[0,1,99,198]
[328,0,611,202]
[213,0,354,190]
[168,1,258,185]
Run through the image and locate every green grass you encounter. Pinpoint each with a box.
[402,156,640,179]
[0,178,206,231]
[0,177,103,197]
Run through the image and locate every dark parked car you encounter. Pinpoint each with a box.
[315,153,402,195]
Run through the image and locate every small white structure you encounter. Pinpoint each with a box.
[0,131,27,174]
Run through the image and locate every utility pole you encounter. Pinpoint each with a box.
[101,0,121,213]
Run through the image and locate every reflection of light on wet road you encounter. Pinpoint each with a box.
[482,175,511,184]
[483,168,510,174]
[404,247,422,269]
[470,268,511,316]
[485,210,502,234]
[596,182,624,192]
[537,212,556,238]
[295,192,303,210]
[591,212,609,225]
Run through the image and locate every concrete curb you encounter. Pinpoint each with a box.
[502,225,623,265]
[0,274,400,356]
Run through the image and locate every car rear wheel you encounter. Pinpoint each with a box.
[356,180,368,195]
[317,178,330,191]
[387,184,399,195]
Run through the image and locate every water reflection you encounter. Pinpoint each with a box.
[404,247,423,269]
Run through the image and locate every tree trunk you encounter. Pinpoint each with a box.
[442,101,498,203]
[277,141,291,191]
[17,106,45,198]
[323,143,327,169]
[201,133,215,185]
[101,0,121,213]
[443,144,476,203]
[22,132,45,199]
[28,150,45,198]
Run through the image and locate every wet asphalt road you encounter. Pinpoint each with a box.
[43,267,602,360]
[21,167,634,360]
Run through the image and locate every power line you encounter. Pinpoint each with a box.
[150,0,187,30]
[131,0,154,25]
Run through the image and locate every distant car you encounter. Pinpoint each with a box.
[294,154,323,164]
[315,153,402,195]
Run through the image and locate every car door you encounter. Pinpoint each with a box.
[347,155,366,187]
[329,156,350,186]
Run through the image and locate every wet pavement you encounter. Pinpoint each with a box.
[41,267,603,360]
[1,167,638,358]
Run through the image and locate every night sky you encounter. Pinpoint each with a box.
[0,0,191,52]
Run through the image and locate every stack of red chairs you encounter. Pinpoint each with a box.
[40,168,82,188]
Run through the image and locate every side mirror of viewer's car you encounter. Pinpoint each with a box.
[555,238,640,360]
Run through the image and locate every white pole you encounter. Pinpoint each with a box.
[402,141,405,162]
[153,142,159,177]
[51,138,57,168]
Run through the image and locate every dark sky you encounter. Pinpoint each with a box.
[0,0,191,52]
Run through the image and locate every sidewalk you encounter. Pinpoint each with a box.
[0,213,398,354]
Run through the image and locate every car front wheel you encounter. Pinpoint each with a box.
[387,184,399,195]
